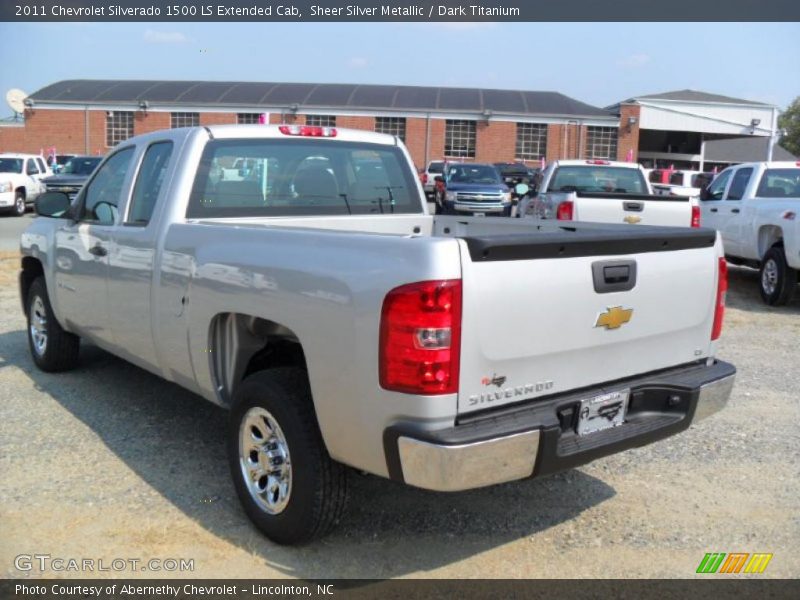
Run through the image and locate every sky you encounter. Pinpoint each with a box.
[0,22,798,117]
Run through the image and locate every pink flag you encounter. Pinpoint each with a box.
[712,166,718,174]
[625,148,633,162]
[258,113,267,124]
[540,156,546,170]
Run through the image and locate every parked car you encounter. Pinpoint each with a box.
[22,124,734,544]
[0,153,52,216]
[651,169,714,198]
[493,162,537,188]
[519,159,700,228]
[42,155,103,201]
[420,160,445,199]
[700,161,800,304]
[434,162,512,216]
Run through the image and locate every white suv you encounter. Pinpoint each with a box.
[0,153,52,216]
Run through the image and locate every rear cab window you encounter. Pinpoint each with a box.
[725,168,753,200]
[126,141,174,226]
[550,166,647,194]
[188,139,420,217]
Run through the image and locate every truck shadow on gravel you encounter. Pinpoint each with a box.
[726,265,800,313]
[1,329,615,578]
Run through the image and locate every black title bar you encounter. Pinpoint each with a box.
[3,0,800,22]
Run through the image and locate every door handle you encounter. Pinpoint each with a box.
[710,208,718,213]
[88,244,107,257]
[731,208,740,214]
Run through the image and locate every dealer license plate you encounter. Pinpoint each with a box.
[577,389,629,436]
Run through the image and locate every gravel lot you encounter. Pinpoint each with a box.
[0,245,798,579]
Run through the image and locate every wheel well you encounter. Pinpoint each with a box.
[19,256,44,313]
[16,186,26,198]
[758,225,783,258]
[208,313,307,407]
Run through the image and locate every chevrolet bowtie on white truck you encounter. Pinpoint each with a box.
[21,125,735,544]
[519,159,701,228]
[700,161,800,305]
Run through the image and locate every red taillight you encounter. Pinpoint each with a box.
[691,205,701,228]
[422,173,428,185]
[556,200,574,220]
[585,160,610,165]
[711,258,728,341]
[278,125,337,137]
[379,280,462,395]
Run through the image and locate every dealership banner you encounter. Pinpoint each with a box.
[2,0,799,21]
[3,579,800,599]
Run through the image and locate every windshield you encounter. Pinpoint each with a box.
[0,158,23,174]
[63,157,102,175]
[447,164,501,184]
[188,139,420,217]
[549,166,647,194]
[427,161,444,173]
[756,168,800,198]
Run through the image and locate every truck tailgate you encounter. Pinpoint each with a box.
[456,226,720,415]
[573,192,693,227]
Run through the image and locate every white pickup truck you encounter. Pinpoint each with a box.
[21,125,735,544]
[0,153,52,216]
[700,161,800,305]
[519,159,700,228]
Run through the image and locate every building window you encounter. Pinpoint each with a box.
[515,123,547,160]
[171,112,199,129]
[444,119,476,158]
[105,111,134,147]
[585,126,618,160]
[306,115,336,127]
[375,117,406,142]
[237,113,262,124]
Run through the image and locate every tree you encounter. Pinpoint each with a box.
[778,96,800,157]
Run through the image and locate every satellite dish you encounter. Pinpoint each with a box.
[6,89,28,114]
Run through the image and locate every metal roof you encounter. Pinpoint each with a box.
[29,79,614,118]
[704,137,796,163]
[614,89,772,108]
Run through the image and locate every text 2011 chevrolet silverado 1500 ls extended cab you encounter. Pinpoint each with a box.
[519,159,701,228]
[21,124,735,544]
[700,161,800,305]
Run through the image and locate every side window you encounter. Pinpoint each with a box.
[36,157,47,172]
[725,168,753,201]
[81,147,135,225]
[705,170,731,201]
[127,141,174,225]
[26,159,39,176]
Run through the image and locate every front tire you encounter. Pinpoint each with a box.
[27,277,81,371]
[14,192,26,216]
[228,368,348,545]
[759,246,798,306]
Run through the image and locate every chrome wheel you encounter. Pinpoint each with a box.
[239,407,292,515]
[15,194,25,215]
[29,296,48,356]
[762,258,778,296]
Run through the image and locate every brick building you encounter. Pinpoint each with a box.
[0,79,624,168]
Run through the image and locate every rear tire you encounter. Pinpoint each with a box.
[27,277,81,371]
[759,246,797,306]
[228,368,348,545]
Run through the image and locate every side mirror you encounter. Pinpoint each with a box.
[434,175,444,183]
[514,183,530,196]
[35,192,72,218]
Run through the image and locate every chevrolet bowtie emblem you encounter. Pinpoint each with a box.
[595,306,633,330]
[624,215,642,224]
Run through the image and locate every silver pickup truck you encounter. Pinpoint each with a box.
[20,125,735,545]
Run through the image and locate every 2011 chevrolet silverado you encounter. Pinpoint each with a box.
[20,124,736,545]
